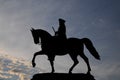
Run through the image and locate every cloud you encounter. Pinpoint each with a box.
[0,53,45,80]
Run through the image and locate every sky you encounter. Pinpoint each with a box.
[0,0,120,80]
[0,53,41,80]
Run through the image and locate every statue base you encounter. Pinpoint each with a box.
[31,73,95,80]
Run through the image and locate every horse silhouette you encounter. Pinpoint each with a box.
[31,28,100,74]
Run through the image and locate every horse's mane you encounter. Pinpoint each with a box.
[37,29,52,38]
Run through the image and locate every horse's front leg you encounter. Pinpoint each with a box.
[48,55,55,73]
[49,60,55,73]
[32,51,43,67]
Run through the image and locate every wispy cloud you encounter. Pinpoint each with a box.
[0,53,45,80]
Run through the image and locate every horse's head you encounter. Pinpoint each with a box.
[30,28,40,44]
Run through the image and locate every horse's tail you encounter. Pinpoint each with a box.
[82,38,100,60]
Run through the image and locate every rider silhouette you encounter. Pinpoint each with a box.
[55,18,67,40]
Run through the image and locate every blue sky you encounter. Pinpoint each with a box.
[0,0,120,80]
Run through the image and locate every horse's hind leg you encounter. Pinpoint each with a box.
[80,53,91,74]
[69,54,79,74]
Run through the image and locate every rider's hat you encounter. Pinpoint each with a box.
[59,18,65,23]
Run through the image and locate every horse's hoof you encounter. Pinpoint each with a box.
[69,71,72,74]
[32,63,36,67]
[51,72,53,73]
[51,70,55,73]
[87,71,91,75]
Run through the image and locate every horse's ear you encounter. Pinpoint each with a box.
[31,27,35,31]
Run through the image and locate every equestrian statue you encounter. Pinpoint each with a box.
[31,18,100,74]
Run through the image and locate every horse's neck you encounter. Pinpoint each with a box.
[40,35,51,41]
[39,32,52,43]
